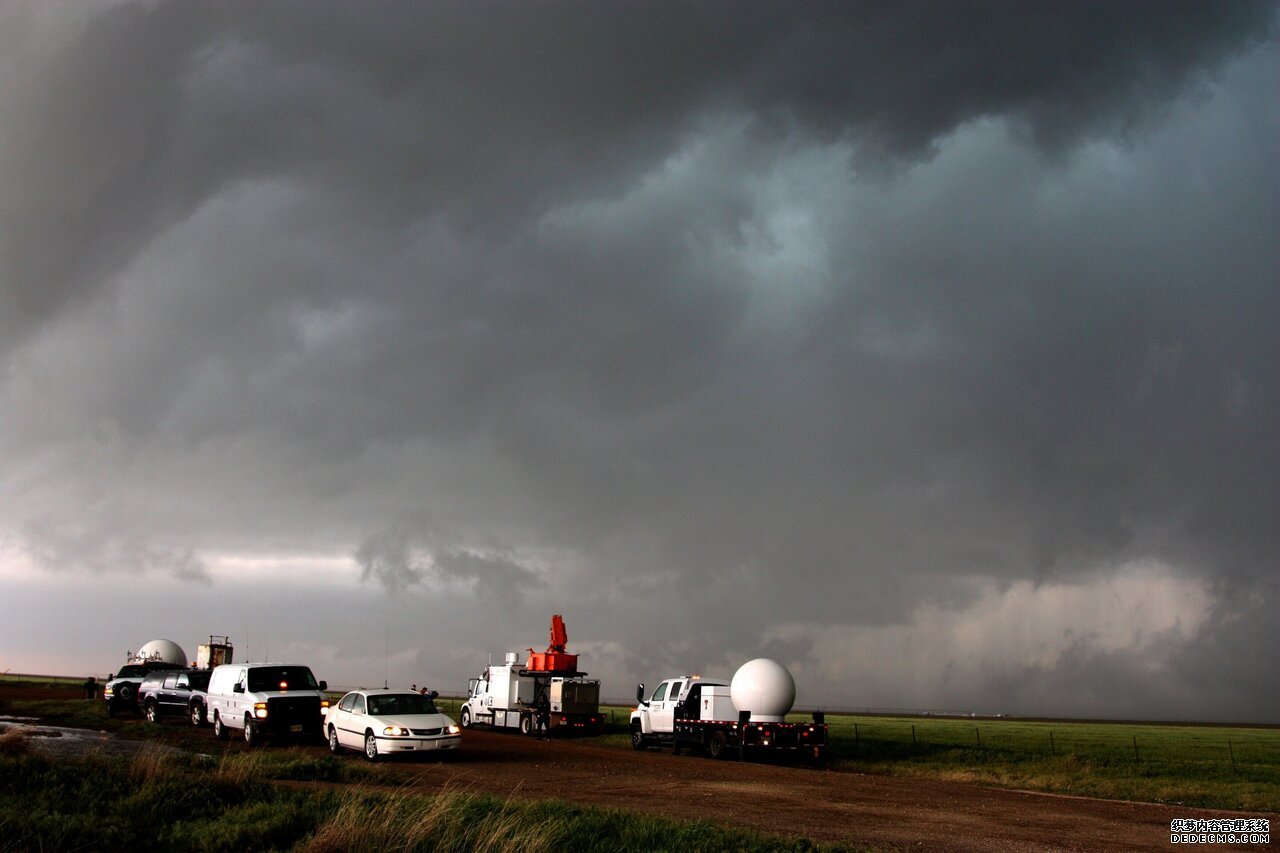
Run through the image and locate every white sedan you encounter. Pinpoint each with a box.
[323,689,461,760]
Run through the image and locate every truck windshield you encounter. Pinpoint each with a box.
[246,667,319,692]
[367,693,438,716]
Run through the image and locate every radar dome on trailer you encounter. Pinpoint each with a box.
[133,639,188,666]
[730,658,796,722]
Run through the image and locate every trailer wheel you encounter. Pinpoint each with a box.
[630,725,647,751]
[519,714,534,736]
[708,730,729,759]
[459,707,472,729]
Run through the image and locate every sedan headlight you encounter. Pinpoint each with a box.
[382,726,409,737]
[446,725,461,735]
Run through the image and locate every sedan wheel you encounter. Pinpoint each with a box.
[364,732,379,761]
[328,726,340,754]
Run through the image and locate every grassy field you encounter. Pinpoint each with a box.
[0,732,852,852]
[816,713,1280,812]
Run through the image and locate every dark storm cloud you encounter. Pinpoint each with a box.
[1,1,1277,719]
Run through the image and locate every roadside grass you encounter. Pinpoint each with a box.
[0,743,854,852]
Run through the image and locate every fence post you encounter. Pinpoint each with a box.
[854,722,859,749]
[1228,740,1237,773]
[975,727,981,749]
[1132,735,1140,763]
[911,724,916,748]
[1049,730,1055,756]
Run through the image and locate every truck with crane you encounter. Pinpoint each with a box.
[460,615,603,735]
[630,658,827,761]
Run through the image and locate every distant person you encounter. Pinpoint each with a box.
[83,676,97,700]
[411,683,418,693]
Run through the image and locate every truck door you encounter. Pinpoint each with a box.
[650,679,683,733]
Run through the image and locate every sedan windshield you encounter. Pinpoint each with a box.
[246,666,318,692]
[367,693,438,716]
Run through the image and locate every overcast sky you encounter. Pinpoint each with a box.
[2,1,1277,722]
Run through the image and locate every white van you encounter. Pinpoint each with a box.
[206,662,329,745]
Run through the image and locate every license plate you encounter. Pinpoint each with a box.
[289,724,302,733]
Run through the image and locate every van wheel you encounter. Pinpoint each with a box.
[328,726,340,754]
[459,707,472,729]
[213,713,227,740]
[244,717,258,746]
[144,702,159,724]
[364,732,379,761]
[630,726,647,750]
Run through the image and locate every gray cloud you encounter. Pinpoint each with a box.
[0,1,1276,720]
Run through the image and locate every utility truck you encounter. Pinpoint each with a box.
[460,614,603,736]
[630,658,826,761]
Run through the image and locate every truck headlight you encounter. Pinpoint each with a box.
[254,702,269,719]
[383,726,409,737]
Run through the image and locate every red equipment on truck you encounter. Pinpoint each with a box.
[461,614,602,736]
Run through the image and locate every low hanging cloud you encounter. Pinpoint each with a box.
[355,527,543,605]
[768,561,1216,717]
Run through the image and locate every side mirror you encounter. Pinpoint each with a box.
[636,683,646,705]
[319,680,327,691]
[232,683,244,693]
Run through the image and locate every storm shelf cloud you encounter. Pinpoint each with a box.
[1,1,1277,722]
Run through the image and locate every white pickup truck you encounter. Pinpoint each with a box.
[630,663,827,761]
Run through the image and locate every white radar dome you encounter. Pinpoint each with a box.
[133,639,188,666]
[730,658,796,722]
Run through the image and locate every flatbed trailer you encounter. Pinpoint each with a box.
[673,711,827,760]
